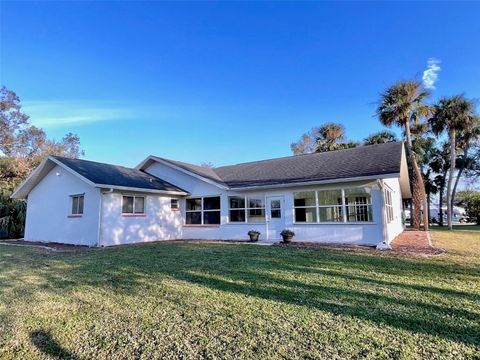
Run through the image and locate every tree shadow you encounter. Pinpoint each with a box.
[30,330,79,360]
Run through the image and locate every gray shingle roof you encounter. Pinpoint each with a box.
[152,142,404,188]
[52,156,187,193]
[214,142,403,187]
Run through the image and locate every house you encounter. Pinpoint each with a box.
[12,142,410,247]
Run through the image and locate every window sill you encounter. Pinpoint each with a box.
[122,214,146,218]
[183,225,220,228]
[67,215,83,218]
[226,222,266,225]
[293,222,377,225]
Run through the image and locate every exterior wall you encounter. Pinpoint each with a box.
[383,177,405,242]
[24,165,100,246]
[144,160,392,246]
[99,192,183,246]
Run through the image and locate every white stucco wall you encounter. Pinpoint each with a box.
[143,160,392,246]
[24,165,100,246]
[383,177,405,242]
[99,192,182,246]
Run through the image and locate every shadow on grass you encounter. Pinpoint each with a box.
[4,243,480,348]
[30,330,79,360]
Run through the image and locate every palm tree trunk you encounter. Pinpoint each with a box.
[447,130,456,230]
[427,191,431,225]
[451,143,469,214]
[404,125,429,230]
[438,187,444,226]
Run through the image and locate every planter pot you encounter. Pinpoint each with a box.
[281,235,294,243]
[249,234,259,242]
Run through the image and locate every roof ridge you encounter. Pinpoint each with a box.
[51,155,140,172]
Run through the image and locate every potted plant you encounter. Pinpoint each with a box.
[248,230,260,242]
[280,229,295,243]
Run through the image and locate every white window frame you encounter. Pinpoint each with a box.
[185,196,221,225]
[228,195,266,223]
[70,194,84,215]
[171,198,179,211]
[122,195,145,215]
[293,187,374,224]
[384,188,394,223]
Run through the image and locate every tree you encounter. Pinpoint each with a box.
[450,115,480,213]
[363,130,398,145]
[377,80,430,230]
[429,95,476,229]
[291,123,357,155]
[0,86,84,238]
[461,191,480,224]
[0,86,30,156]
[429,142,450,226]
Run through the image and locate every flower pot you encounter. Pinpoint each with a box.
[281,235,293,243]
[249,234,259,242]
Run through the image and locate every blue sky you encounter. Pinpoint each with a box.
[1,1,479,167]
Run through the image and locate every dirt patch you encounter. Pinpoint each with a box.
[0,239,89,252]
[390,231,444,256]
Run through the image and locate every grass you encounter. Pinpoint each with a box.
[0,229,479,359]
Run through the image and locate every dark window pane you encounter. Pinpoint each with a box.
[248,198,264,208]
[271,209,281,218]
[204,211,220,224]
[294,207,317,222]
[186,211,201,224]
[78,196,84,214]
[229,209,245,222]
[270,200,281,209]
[204,196,220,210]
[319,206,343,222]
[134,197,145,214]
[186,198,202,211]
[122,196,134,213]
[229,196,245,209]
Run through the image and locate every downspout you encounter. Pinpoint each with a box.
[376,179,391,250]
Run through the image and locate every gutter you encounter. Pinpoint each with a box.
[228,173,400,191]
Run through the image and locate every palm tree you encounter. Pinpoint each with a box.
[363,130,398,145]
[429,95,476,230]
[429,143,450,226]
[315,123,358,152]
[377,80,430,230]
[451,115,480,212]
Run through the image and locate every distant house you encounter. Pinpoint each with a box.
[12,142,410,247]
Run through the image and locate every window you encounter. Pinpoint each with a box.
[344,188,372,222]
[186,196,220,225]
[293,187,373,224]
[294,191,317,222]
[317,190,343,222]
[171,198,179,210]
[122,195,145,214]
[228,196,265,223]
[71,195,84,215]
[384,189,394,223]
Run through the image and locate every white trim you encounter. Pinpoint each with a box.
[229,173,399,191]
[137,156,229,190]
[95,184,188,196]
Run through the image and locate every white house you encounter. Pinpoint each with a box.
[12,142,410,247]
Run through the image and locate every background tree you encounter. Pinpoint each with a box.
[0,86,84,238]
[429,142,450,226]
[291,127,321,155]
[377,80,430,230]
[363,130,398,145]
[450,115,480,213]
[429,95,476,229]
[291,123,357,155]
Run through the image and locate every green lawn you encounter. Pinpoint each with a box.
[1,230,479,359]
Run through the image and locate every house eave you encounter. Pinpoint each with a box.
[228,173,401,191]
[95,184,189,196]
